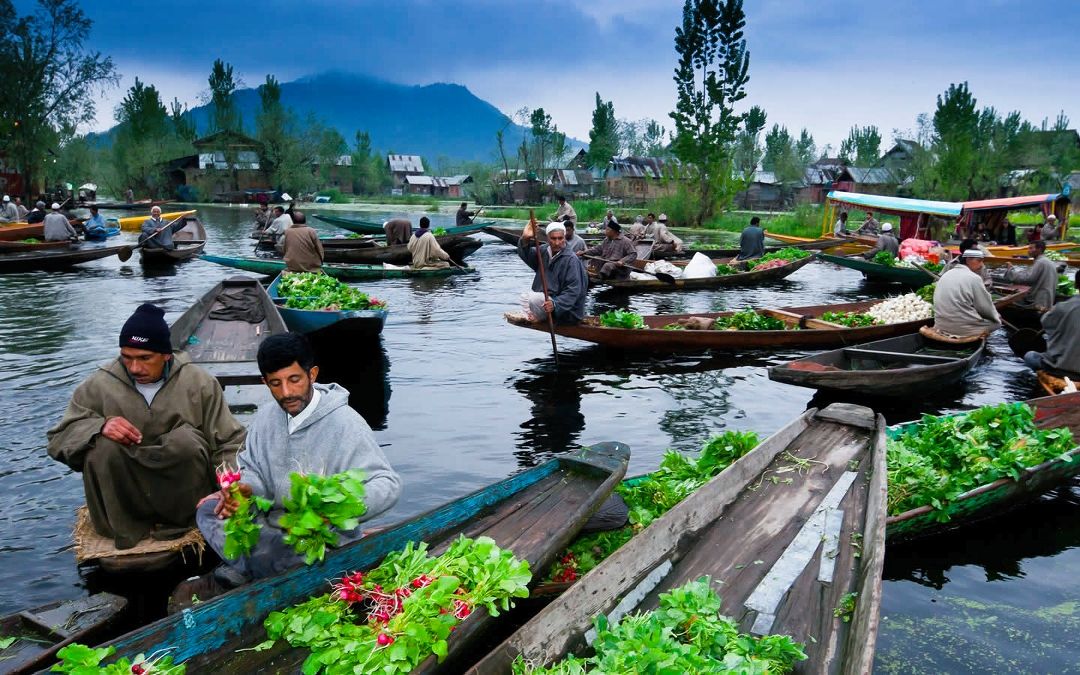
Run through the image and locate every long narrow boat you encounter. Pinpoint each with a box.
[267,273,388,339]
[886,392,1080,542]
[767,333,985,396]
[482,224,603,247]
[0,593,128,675]
[0,238,70,252]
[313,213,494,236]
[656,236,849,260]
[590,253,817,291]
[764,231,872,255]
[116,210,197,232]
[0,245,125,274]
[470,403,886,674]
[321,235,483,265]
[85,199,173,211]
[505,286,1028,351]
[819,252,935,286]
[0,222,44,241]
[94,443,630,673]
[139,216,207,266]
[169,276,288,387]
[199,254,475,280]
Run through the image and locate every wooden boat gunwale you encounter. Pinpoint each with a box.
[0,593,128,675]
[313,213,495,236]
[818,252,935,286]
[0,238,71,252]
[592,252,817,291]
[199,253,474,280]
[266,272,388,338]
[0,244,126,273]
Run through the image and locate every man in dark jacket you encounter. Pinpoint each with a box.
[737,216,766,260]
[1024,269,1080,376]
[579,221,637,280]
[518,221,588,324]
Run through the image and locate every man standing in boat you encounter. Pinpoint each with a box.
[737,216,766,260]
[518,221,588,324]
[1041,214,1061,242]
[407,216,451,269]
[43,203,78,241]
[1005,240,1059,310]
[139,206,188,251]
[579,220,638,280]
[47,304,246,550]
[931,249,1001,338]
[282,211,325,273]
[173,333,400,603]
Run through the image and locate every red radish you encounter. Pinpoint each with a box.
[377,633,394,646]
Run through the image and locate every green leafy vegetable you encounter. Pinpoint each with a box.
[713,309,788,331]
[871,251,898,266]
[663,323,685,330]
[598,310,645,329]
[0,636,15,650]
[512,577,806,674]
[52,643,186,674]
[278,272,387,311]
[1058,274,1077,297]
[915,283,936,304]
[886,403,1076,518]
[820,311,878,327]
[279,469,368,564]
[714,263,738,275]
[432,227,447,236]
[747,247,810,269]
[834,592,858,623]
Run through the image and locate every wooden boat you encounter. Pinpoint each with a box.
[320,235,482,265]
[763,231,872,256]
[85,199,173,210]
[138,216,207,265]
[482,224,602,247]
[313,213,495,236]
[985,241,1079,257]
[0,245,126,274]
[0,222,44,241]
[116,210,197,232]
[0,593,128,675]
[998,293,1074,329]
[199,254,475,280]
[253,233,378,251]
[470,403,886,674]
[267,273,387,339]
[591,253,817,291]
[655,236,849,260]
[886,391,1080,542]
[767,333,985,397]
[1037,369,1078,396]
[0,238,70,252]
[980,253,1080,268]
[97,443,631,673]
[819,252,935,286]
[170,276,288,387]
[505,286,1028,351]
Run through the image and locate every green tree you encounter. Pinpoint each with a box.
[111,78,189,197]
[170,98,196,142]
[208,59,241,133]
[670,0,751,225]
[839,125,881,166]
[0,0,117,196]
[350,131,373,193]
[587,93,620,168]
[733,105,767,178]
[795,129,816,166]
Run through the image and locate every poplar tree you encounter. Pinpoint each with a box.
[587,93,619,168]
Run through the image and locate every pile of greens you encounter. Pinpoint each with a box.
[52,644,185,674]
[714,263,739,275]
[280,470,368,564]
[545,431,759,583]
[278,272,387,311]
[747,247,811,269]
[512,577,806,674]
[820,311,879,327]
[598,310,646,329]
[1059,274,1077,297]
[433,227,447,236]
[886,403,1076,518]
[871,251,898,267]
[663,323,686,330]
[922,261,945,274]
[262,536,530,674]
[915,283,936,304]
[713,309,788,331]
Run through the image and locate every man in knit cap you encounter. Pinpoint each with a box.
[47,304,245,549]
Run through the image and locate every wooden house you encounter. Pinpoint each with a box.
[549,169,597,198]
[442,175,473,198]
[168,131,268,198]
[387,154,425,188]
[404,174,450,196]
[736,171,784,209]
[604,156,678,202]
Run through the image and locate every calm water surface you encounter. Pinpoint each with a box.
[0,205,1075,671]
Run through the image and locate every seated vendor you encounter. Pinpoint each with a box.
[407,216,451,268]
[931,249,1001,338]
[1023,269,1080,377]
[579,221,637,280]
[47,304,246,549]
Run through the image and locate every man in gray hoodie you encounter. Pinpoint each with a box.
[172,333,400,608]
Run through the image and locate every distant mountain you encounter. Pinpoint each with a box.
[104,72,584,164]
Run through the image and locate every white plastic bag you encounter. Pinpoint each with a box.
[681,252,718,279]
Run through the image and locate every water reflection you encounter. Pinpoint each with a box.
[316,340,392,431]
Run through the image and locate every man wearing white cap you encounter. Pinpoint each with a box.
[281,193,295,216]
[517,221,588,324]
[0,195,18,222]
[139,205,189,250]
[645,213,684,254]
[860,222,899,259]
[1041,214,1060,242]
[932,248,1001,338]
[43,203,78,241]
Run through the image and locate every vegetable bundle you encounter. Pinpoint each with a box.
[886,403,1076,518]
[52,644,185,674]
[747,247,810,270]
[279,272,387,311]
[713,309,788,331]
[598,310,645,329]
[512,577,806,674]
[820,311,879,327]
[1059,274,1077,297]
[714,263,738,275]
[871,251,898,267]
[545,431,758,584]
[262,536,531,674]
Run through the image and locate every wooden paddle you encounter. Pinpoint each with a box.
[116,214,185,262]
[528,210,559,366]
[582,254,677,284]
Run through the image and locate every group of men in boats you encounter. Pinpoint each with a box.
[0,195,28,222]
[46,305,401,608]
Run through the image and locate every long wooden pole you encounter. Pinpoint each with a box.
[530,209,559,365]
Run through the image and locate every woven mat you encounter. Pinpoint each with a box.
[73,506,205,564]
[1038,371,1067,395]
[920,325,986,344]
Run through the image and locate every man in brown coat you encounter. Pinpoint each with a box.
[578,221,637,279]
[47,304,246,549]
[282,211,325,273]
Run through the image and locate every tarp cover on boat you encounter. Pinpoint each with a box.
[826,191,962,217]
[960,194,1065,212]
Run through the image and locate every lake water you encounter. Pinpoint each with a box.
[0,204,1075,671]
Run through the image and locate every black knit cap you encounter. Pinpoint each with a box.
[119,303,172,354]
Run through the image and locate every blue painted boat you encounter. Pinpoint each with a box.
[93,442,631,673]
[313,213,495,236]
[267,272,388,339]
[84,224,121,241]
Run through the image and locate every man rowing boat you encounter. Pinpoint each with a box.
[456,202,477,227]
[47,304,246,549]
[518,221,588,324]
[931,249,1001,338]
[579,221,637,280]
[140,205,188,251]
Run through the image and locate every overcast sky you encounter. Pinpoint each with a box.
[56,0,1077,151]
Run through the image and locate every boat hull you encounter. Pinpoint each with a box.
[819,252,934,286]
[0,245,125,274]
[117,210,197,232]
[593,253,817,291]
[267,273,388,338]
[314,213,493,236]
[200,254,474,280]
[0,223,44,241]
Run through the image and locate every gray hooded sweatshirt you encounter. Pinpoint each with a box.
[238,382,401,527]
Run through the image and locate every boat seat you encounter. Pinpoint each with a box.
[841,348,961,364]
[223,276,259,288]
[919,325,986,344]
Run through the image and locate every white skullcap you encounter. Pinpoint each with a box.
[881,223,892,231]
[281,193,293,201]
[545,222,566,235]
[1046,214,1058,221]
[51,202,60,209]
[2,195,8,202]
[658,213,668,221]
[961,248,985,259]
